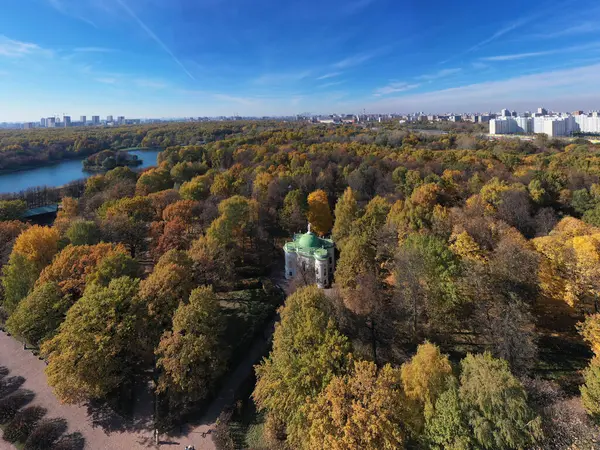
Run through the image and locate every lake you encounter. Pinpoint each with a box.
[0,148,161,194]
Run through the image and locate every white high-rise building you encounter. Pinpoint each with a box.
[92,116,100,125]
[80,116,86,125]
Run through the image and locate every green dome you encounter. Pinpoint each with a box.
[298,231,322,249]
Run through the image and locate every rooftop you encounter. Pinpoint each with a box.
[284,230,334,261]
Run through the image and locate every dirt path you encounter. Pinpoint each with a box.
[0,331,156,450]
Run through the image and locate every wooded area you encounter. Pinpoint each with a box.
[0,121,599,449]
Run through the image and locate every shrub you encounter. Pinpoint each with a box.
[212,409,235,450]
[24,418,67,450]
[2,406,46,443]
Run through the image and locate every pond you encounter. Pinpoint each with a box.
[0,148,161,194]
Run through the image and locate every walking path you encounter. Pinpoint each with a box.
[0,277,289,450]
[0,331,156,450]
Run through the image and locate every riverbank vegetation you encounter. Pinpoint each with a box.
[81,150,142,172]
[0,121,599,447]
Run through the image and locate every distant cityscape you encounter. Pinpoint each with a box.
[2,108,600,137]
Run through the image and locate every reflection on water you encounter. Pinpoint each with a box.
[0,149,160,194]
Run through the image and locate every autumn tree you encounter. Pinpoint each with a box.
[332,187,359,249]
[137,250,194,341]
[207,195,260,262]
[303,361,407,450]
[155,286,226,404]
[401,342,454,431]
[188,235,234,288]
[135,168,173,195]
[12,225,59,271]
[280,189,308,234]
[578,313,600,357]
[253,286,350,444]
[180,174,212,201]
[307,189,333,236]
[41,277,143,403]
[86,251,140,287]
[6,283,68,346]
[36,243,129,300]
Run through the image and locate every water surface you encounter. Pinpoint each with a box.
[0,149,160,194]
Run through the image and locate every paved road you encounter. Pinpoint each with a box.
[0,331,156,450]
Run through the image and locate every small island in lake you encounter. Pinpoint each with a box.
[82,150,143,172]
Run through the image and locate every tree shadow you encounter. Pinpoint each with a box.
[0,366,9,380]
[0,375,26,399]
[24,417,68,449]
[85,400,128,433]
[51,432,86,450]
[0,389,35,424]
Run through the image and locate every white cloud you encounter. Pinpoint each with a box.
[374,82,420,96]
[316,72,342,80]
[532,22,600,39]
[417,68,462,81]
[368,63,600,113]
[481,42,600,62]
[0,36,51,58]
[332,51,378,69]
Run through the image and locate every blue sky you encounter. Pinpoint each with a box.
[1,0,600,121]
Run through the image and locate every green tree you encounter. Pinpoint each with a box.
[331,187,359,249]
[280,189,308,234]
[1,253,39,315]
[65,220,101,246]
[425,380,472,450]
[581,357,600,422]
[180,174,211,201]
[87,251,140,287]
[459,352,542,449]
[353,196,391,243]
[135,168,173,195]
[0,200,27,221]
[156,286,226,402]
[41,277,143,404]
[304,361,407,450]
[253,286,350,444]
[6,283,68,346]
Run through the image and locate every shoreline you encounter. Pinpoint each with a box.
[0,147,160,176]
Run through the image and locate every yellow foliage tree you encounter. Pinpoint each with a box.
[12,225,60,270]
[304,361,406,450]
[307,189,333,236]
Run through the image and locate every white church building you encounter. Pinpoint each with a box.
[284,225,335,288]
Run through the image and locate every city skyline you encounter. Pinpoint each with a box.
[1,0,600,121]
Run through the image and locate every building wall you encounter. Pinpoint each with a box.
[284,247,336,289]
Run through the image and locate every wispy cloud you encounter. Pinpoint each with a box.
[114,0,195,81]
[319,80,345,89]
[0,36,51,58]
[471,61,489,70]
[374,82,420,96]
[95,77,118,84]
[369,63,600,113]
[73,47,115,53]
[135,78,167,89]
[46,0,98,28]
[254,71,311,85]
[417,68,462,81]
[316,72,342,80]
[333,51,378,69]
[531,22,600,39]
[481,51,554,62]
[481,42,600,62]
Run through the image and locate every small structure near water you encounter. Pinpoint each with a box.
[284,224,335,288]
